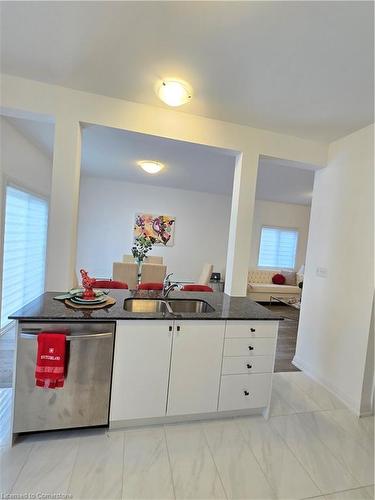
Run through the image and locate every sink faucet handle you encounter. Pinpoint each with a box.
[164,273,174,286]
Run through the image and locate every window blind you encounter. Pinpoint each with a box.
[258,226,298,270]
[1,186,48,328]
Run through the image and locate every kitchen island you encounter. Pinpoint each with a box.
[9,289,281,321]
[10,291,282,435]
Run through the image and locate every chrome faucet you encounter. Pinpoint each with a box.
[163,273,179,298]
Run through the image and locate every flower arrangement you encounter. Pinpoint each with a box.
[131,235,156,264]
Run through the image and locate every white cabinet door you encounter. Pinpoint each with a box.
[110,320,173,422]
[167,321,225,416]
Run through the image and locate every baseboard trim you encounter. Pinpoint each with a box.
[292,355,365,416]
[110,407,267,429]
[358,410,374,417]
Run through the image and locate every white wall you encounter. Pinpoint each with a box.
[0,116,52,196]
[0,116,52,322]
[295,124,374,415]
[360,299,374,414]
[1,74,328,295]
[250,200,311,271]
[77,176,232,281]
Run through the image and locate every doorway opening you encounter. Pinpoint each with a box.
[76,124,237,291]
[251,156,321,371]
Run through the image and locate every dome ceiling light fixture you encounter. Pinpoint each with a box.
[138,160,165,174]
[156,79,192,107]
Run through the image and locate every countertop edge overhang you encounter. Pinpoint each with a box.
[9,291,284,322]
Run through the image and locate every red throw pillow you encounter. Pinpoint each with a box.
[272,273,286,285]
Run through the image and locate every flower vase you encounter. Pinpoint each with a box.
[136,259,143,283]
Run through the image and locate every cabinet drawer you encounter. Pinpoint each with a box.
[225,321,277,339]
[224,337,276,357]
[222,355,273,375]
[219,373,272,411]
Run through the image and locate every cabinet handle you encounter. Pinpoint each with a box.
[250,328,256,332]
[176,326,180,332]
[168,326,173,332]
[244,390,250,396]
[248,345,254,350]
[246,364,252,369]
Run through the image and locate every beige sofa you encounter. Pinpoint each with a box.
[247,269,302,302]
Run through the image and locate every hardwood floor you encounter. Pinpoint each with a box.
[263,303,300,372]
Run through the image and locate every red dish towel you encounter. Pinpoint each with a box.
[35,333,66,389]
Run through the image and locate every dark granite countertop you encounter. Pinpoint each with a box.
[9,290,283,322]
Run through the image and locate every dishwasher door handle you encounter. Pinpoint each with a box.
[20,332,113,340]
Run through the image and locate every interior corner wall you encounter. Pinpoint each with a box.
[249,200,311,271]
[360,296,374,415]
[0,115,53,322]
[0,116,52,197]
[76,176,232,282]
[294,124,374,415]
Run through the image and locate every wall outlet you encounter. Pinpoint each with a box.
[316,267,328,278]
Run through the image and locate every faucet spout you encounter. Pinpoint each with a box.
[163,273,179,298]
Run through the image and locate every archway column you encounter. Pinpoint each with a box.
[46,114,82,291]
[225,152,258,296]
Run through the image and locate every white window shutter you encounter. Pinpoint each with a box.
[1,186,49,327]
[258,226,298,270]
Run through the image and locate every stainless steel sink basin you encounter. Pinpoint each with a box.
[124,299,169,313]
[123,298,215,314]
[167,299,215,313]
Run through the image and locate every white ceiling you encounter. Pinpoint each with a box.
[1,2,373,142]
[81,126,237,195]
[256,158,315,206]
[5,116,315,204]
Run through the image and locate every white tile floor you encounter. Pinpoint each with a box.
[0,372,373,500]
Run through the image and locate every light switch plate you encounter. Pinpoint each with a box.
[316,267,328,278]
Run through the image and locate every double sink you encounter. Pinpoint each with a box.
[124,298,215,314]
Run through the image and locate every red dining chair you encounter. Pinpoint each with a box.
[137,282,164,291]
[92,279,128,289]
[181,284,213,292]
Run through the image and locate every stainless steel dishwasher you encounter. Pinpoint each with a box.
[13,321,115,433]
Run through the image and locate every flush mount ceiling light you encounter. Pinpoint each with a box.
[157,79,192,107]
[138,160,165,174]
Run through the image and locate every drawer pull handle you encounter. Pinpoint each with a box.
[244,390,250,396]
[169,326,173,332]
[250,328,256,332]
[248,346,254,351]
[176,326,181,332]
[246,364,252,369]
